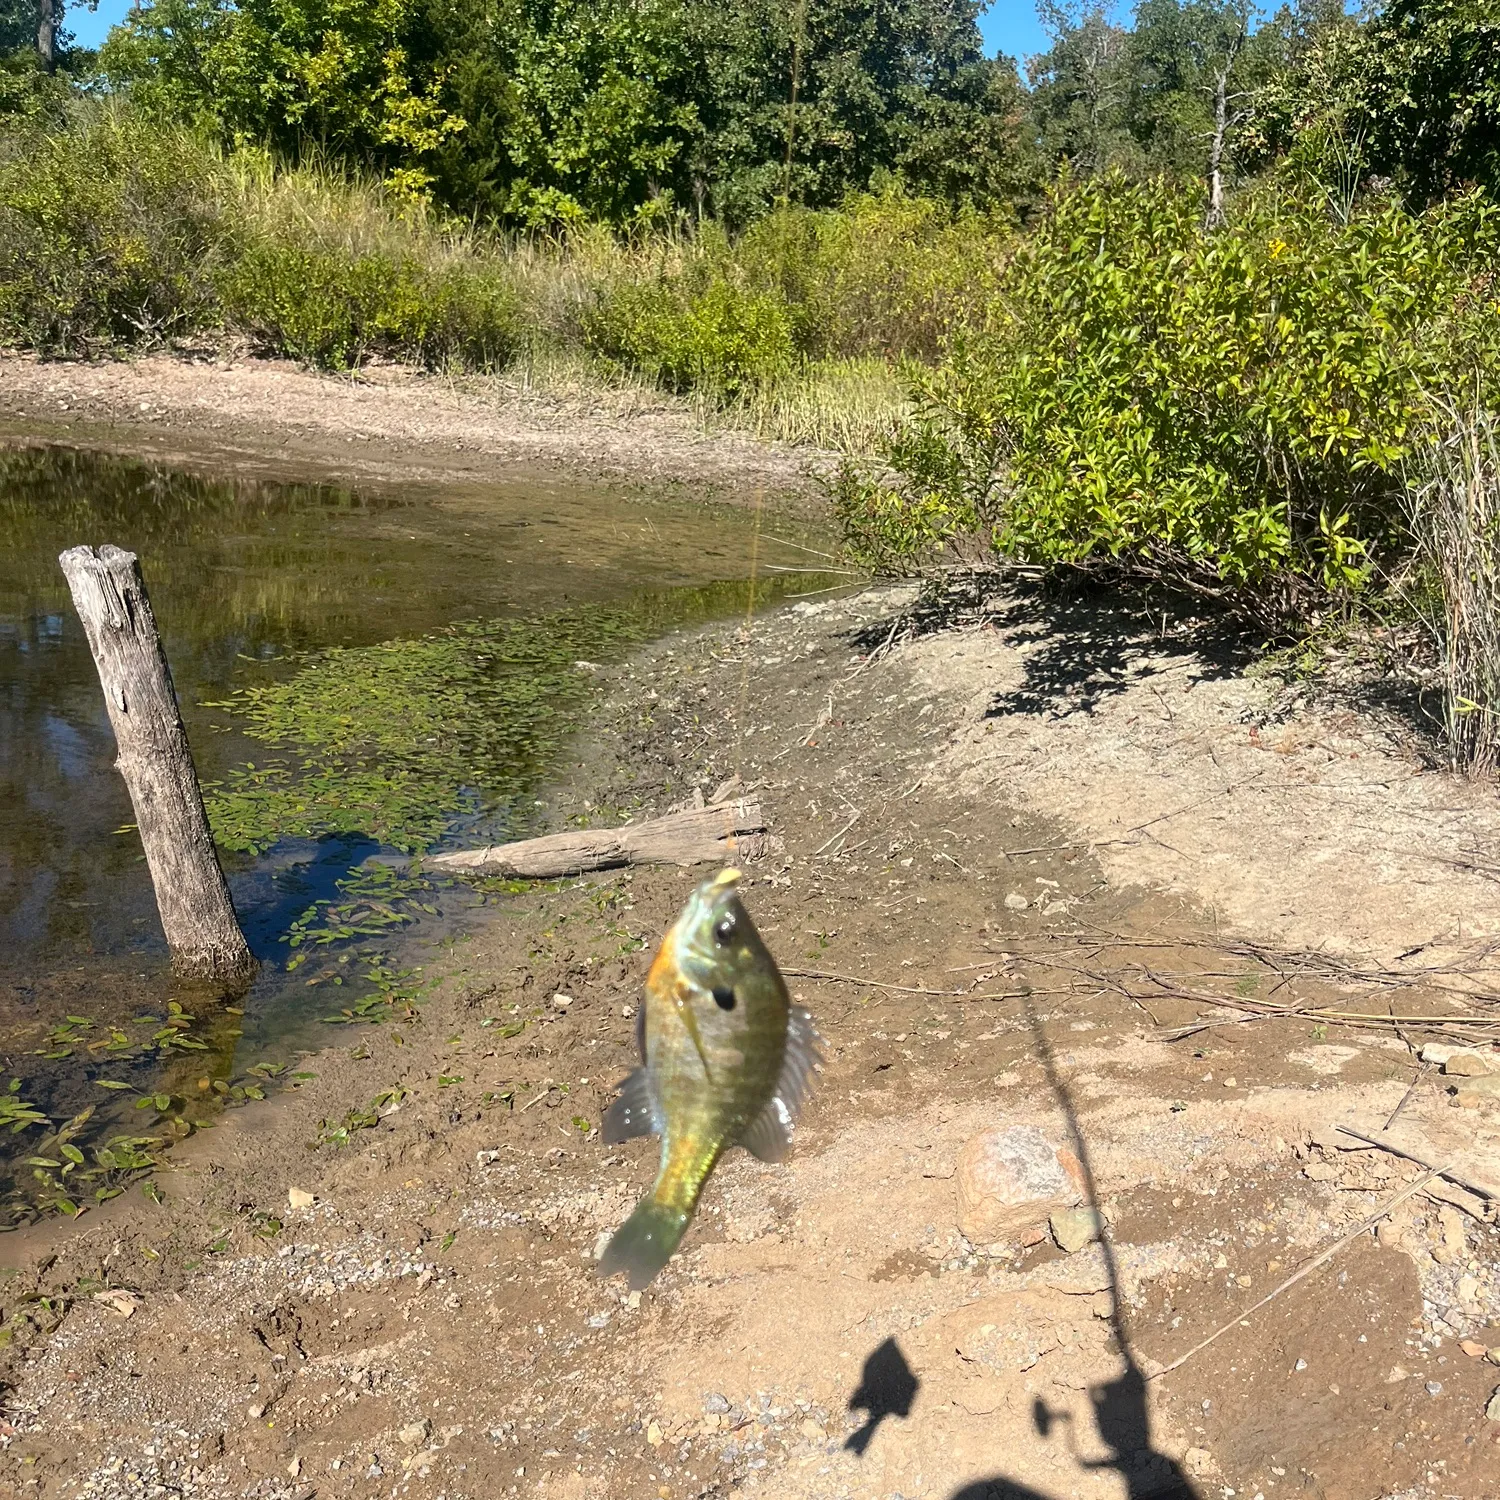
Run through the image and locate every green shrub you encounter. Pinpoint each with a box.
[583,274,795,398]
[0,108,221,353]
[838,172,1500,607]
[217,240,522,370]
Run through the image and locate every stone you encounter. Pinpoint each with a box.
[287,1187,314,1210]
[1433,1206,1468,1266]
[1487,1387,1500,1422]
[646,1423,663,1447]
[1050,1207,1104,1254]
[1385,1366,1409,1383]
[1443,1050,1495,1077]
[1182,1447,1215,1478]
[1303,1162,1337,1182]
[1003,892,1029,911]
[1455,1075,1500,1107]
[1420,1044,1460,1066]
[703,1393,730,1414]
[1461,1340,1488,1359]
[799,1418,826,1441]
[399,1421,431,1447]
[956,1126,1080,1243]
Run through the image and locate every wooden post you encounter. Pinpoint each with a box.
[59,545,254,986]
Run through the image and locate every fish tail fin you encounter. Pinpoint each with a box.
[598,1195,692,1290]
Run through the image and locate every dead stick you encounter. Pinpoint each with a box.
[1147,1165,1448,1381]
[782,966,1025,1001]
[1335,1126,1500,1201]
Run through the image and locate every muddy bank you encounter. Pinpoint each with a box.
[0,352,829,508]
[3,580,1500,1500]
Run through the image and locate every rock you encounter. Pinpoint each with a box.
[93,1288,140,1319]
[1003,892,1029,911]
[288,1187,314,1210]
[1441,1049,1495,1076]
[799,1418,826,1441]
[1420,1043,1460,1066]
[1457,1274,1483,1309]
[1426,1381,1443,1396]
[646,1422,663,1447]
[1303,1162,1337,1182]
[956,1126,1080,1243]
[1433,1206,1467,1266]
[1461,1340,1488,1358]
[1050,1207,1104,1254]
[1182,1447,1215,1478]
[1487,1387,1500,1422]
[1385,1366,1409,1383]
[1375,1220,1406,1251]
[703,1393,730,1414]
[399,1421,431,1447]
[1489,1348,1500,1366]
[1455,1075,1500,1107]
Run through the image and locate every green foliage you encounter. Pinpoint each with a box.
[433,0,700,226]
[837,172,1500,604]
[217,238,521,369]
[0,107,222,353]
[101,0,460,198]
[584,274,795,398]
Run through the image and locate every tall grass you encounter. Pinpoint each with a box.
[1411,404,1500,771]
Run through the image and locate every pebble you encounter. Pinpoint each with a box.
[1426,1381,1443,1396]
[1487,1387,1500,1422]
[1294,1359,1307,1372]
[799,1418,826,1441]
[1049,1207,1104,1254]
[1003,892,1029,911]
[703,1393,730,1414]
[646,1423,663,1447]
[399,1420,431,1446]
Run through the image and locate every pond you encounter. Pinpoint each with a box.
[0,440,836,1227]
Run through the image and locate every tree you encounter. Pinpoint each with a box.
[430,0,702,225]
[687,0,1035,223]
[102,0,462,196]
[1027,2,1134,176]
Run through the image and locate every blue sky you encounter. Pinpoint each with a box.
[69,1,1059,62]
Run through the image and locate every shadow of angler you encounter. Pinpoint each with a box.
[950,1002,1201,1500]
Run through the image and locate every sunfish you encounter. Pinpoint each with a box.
[598,868,821,1289]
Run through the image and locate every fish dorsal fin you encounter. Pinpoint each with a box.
[602,1067,659,1144]
[740,1006,823,1163]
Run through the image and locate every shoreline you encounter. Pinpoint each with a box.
[2,573,1499,1498]
[0,349,833,512]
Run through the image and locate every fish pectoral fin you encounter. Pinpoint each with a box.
[601,1068,659,1144]
[740,1008,825,1163]
[740,1093,796,1163]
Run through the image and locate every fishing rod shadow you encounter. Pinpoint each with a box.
[948,1002,1201,1500]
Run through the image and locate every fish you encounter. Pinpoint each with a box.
[598,867,821,1289]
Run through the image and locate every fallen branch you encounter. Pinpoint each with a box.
[1148,1163,1449,1380]
[430,797,767,878]
[1335,1125,1500,1202]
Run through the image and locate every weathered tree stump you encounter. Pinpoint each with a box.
[429,796,770,879]
[59,544,254,986]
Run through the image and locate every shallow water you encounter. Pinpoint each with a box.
[0,441,834,1222]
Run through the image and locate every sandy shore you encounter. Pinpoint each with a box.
[0,351,829,507]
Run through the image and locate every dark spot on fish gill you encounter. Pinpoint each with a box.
[712,985,736,1011]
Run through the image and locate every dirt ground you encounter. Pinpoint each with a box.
[5,560,1500,1500]
[0,351,825,506]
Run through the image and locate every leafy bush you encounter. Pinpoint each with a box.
[583,274,795,398]
[838,172,1500,612]
[0,108,222,353]
[217,241,523,370]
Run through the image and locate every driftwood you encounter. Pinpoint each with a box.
[59,544,254,986]
[430,796,768,879]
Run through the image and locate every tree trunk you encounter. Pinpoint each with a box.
[37,0,58,71]
[429,797,770,879]
[59,545,255,986]
[1205,65,1229,231]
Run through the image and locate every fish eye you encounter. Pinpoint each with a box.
[713,914,736,946]
[712,985,736,1011]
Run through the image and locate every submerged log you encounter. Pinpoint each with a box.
[430,796,768,879]
[59,544,255,986]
